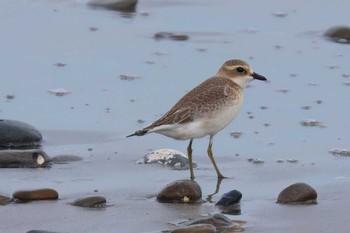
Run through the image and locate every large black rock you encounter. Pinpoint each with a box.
[0,119,42,148]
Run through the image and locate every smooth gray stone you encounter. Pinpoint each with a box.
[0,119,42,148]
[0,149,50,168]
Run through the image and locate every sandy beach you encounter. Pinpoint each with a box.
[1,0,350,232]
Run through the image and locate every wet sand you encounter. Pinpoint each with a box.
[1,0,350,232]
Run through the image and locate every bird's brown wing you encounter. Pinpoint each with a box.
[143,76,240,131]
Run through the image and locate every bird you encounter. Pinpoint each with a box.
[127,59,267,179]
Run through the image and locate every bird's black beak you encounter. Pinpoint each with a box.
[251,72,267,81]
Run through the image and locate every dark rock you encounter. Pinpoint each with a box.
[137,149,195,170]
[154,32,189,41]
[0,119,42,148]
[324,26,350,44]
[51,155,83,164]
[0,149,51,168]
[88,0,138,13]
[179,213,245,233]
[329,148,350,157]
[170,224,216,233]
[157,179,201,203]
[71,196,106,208]
[216,190,242,215]
[13,188,59,201]
[277,182,317,204]
[216,190,242,206]
[0,195,11,205]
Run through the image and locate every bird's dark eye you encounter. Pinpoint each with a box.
[236,67,245,73]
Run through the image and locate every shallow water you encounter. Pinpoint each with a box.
[1,0,350,232]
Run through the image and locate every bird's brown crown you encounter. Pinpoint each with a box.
[216,59,253,78]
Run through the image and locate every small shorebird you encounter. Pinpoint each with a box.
[128,59,266,179]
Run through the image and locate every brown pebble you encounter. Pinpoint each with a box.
[71,196,106,208]
[157,179,202,203]
[13,188,58,201]
[277,182,317,204]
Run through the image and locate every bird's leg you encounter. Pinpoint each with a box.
[187,139,195,180]
[207,135,226,179]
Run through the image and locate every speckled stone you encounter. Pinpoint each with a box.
[277,182,317,204]
[13,189,58,201]
[157,179,202,203]
[0,149,50,168]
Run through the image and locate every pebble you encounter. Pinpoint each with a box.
[27,231,67,233]
[277,182,317,204]
[154,32,189,41]
[51,155,83,164]
[13,189,59,201]
[88,0,138,12]
[324,26,350,44]
[48,88,70,96]
[170,224,216,233]
[71,196,106,208]
[0,149,51,168]
[229,131,242,139]
[137,149,193,170]
[329,148,350,157]
[0,119,42,148]
[157,179,202,203]
[216,190,242,215]
[179,213,245,233]
[299,119,324,128]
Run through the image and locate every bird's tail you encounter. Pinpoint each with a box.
[126,129,148,138]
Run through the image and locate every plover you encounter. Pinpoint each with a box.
[128,59,267,179]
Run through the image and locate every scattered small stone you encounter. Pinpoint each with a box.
[326,65,340,70]
[71,196,106,208]
[170,224,216,233]
[274,45,283,49]
[178,213,245,232]
[229,131,242,139]
[277,182,317,204]
[324,26,350,44]
[53,63,66,67]
[329,148,350,157]
[137,119,145,124]
[274,88,289,93]
[139,11,150,16]
[301,105,312,110]
[137,149,194,170]
[247,158,264,164]
[276,159,284,163]
[343,82,350,86]
[242,27,258,33]
[300,119,324,128]
[153,51,169,56]
[89,26,98,31]
[342,73,350,78]
[196,48,207,52]
[316,100,323,104]
[119,73,141,81]
[145,60,155,64]
[287,158,298,163]
[260,105,268,110]
[272,11,288,17]
[0,195,11,205]
[0,119,42,148]
[27,230,66,233]
[88,148,93,151]
[307,83,320,86]
[289,73,298,77]
[13,188,59,201]
[6,94,15,100]
[157,179,202,203]
[51,155,83,164]
[263,123,271,127]
[154,32,189,41]
[48,88,70,96]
